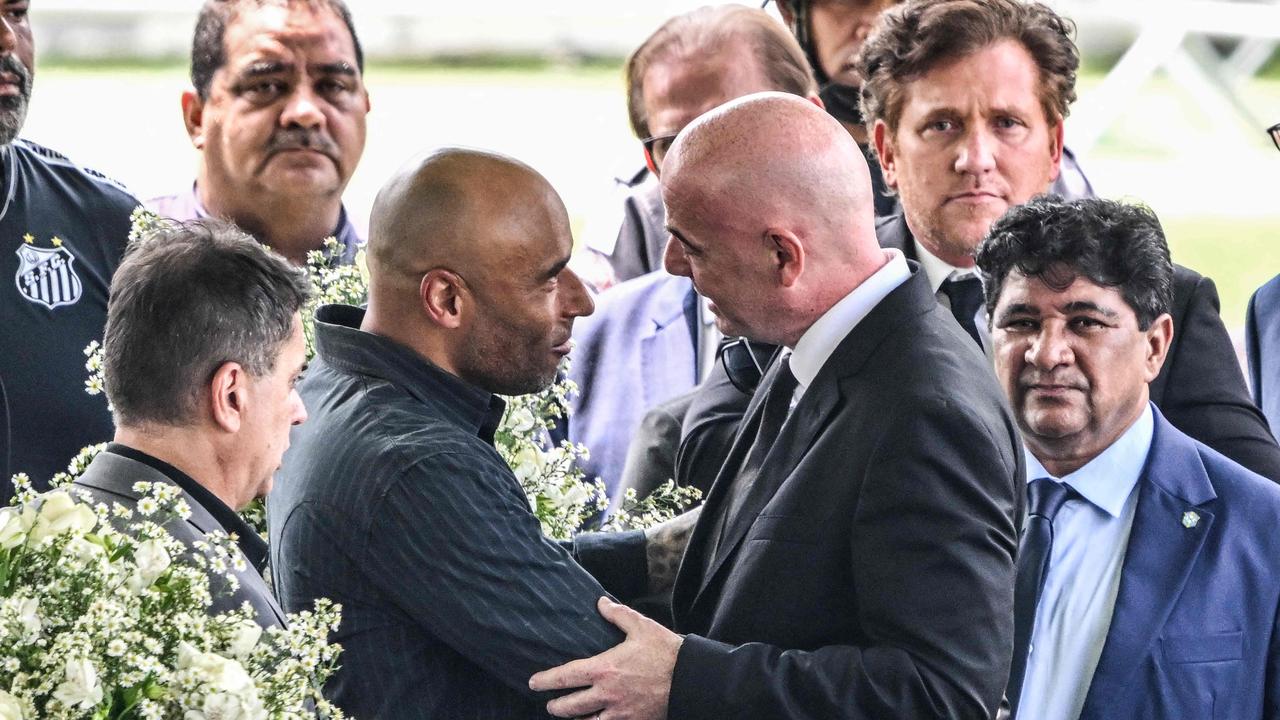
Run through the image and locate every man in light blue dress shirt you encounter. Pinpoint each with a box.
[980,196,1280,720]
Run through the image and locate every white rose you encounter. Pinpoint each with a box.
[65,537,105,566]
[178,643,255,695]
[134,539,172,586]
[196,690,266,720]
[0,689,23,720]
[29,492,97,544]
[52,656,103,709]
[0,508,27,549]
[507,407,537,434]
[9,597,40,642]
[511,447,545,482]
[225,620,262,658]
[553,482,590,510]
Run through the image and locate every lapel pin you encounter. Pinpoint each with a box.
[1181,511,1200,529]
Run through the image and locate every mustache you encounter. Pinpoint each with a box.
[265,127,338,160]
[0,54,31,102]
[1019,370,1089,392]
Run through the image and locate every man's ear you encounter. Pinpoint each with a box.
[873,120,897,190]
[181,89,206,149]
[1143,313,1174,382]
[209,361,247,433]
[807,93,825,112]
[420,269,468,329]
[1047,118,1065,184]
[767,230,805,288]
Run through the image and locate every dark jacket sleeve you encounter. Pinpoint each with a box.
[676,362,753,494]
[668,394,1023,720]
[1246,287,1266,416]
[616,391,695,502]
[1152,269,1280,480]
[362,452,628,700]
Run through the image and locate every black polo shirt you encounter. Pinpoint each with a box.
[0,140,136,494]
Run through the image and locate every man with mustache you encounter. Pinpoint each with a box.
[859,0,1280,478]
[149,0,369,265]
[981,197,1280,720]
[0,0,140,491]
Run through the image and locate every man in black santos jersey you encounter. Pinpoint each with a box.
[0,0,138,492]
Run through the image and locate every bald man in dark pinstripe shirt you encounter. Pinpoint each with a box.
[269,149,697,719]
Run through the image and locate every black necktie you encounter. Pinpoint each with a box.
[709,356,798,561]
[941,275,984,347]
[1008,478,1080,717]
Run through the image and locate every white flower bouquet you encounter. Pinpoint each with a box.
[0,476,344,719]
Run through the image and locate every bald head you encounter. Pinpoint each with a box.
[363,147,592,395]
[368,148,563,287]
[661,92,886,346]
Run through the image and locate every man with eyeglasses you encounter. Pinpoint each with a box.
[1244,122,1280,435]
[568,5,818,506]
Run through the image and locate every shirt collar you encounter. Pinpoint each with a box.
[104,442,269,573]
[912,236,977,295]
[700,295,716,327]
[1024,403,1155,518]
[311,304,506,443]
[788,249,910,390]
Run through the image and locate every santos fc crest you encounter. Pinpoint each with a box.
[15,234,83,309]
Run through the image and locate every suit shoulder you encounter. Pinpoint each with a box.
[1253,274,1280,309]
[1198,442,1280,524]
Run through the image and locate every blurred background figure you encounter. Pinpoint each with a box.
[568,5,818,506]
[1245,121,1280,435]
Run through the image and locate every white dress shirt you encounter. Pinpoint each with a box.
[697,295,723,383]
[1018,404,1155,720]
[787,249,910,407]
[913,238,990,350]
[913,237,976,294]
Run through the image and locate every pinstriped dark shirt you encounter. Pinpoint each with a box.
[269,305,647,720]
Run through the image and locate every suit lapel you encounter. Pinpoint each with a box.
[76,452,287,627]
[77,453,222,535]
[687,269,935,615]
[640,284,699,406]
[1078,413,1217,718]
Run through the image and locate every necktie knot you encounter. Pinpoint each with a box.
[1028,477,1078,522]
[941,275,985,346]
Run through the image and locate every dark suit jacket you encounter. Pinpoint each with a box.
[878,214,1280,480]
[72,451,286,628]
[667,266,1024,719]
[1071,408,1280,720]
[673,356,755,493]
[1246,274,1280,437]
